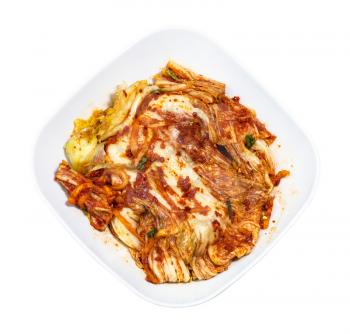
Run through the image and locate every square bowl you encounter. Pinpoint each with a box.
[34,29,319,307]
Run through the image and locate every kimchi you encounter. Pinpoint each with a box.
[55,61,289,283]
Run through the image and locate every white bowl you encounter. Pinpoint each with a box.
[34,29,319,307]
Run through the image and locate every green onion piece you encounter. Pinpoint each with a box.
[166,69,179,81]
[154,88,165,94]
[244,134,256,149]
[226,199,233,219]
[147,227,158,238]
[137,156,148,170]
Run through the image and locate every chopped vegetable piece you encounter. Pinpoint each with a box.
[166,69,179,81]
[244,134,255,149]
[272,170,290,186]
[137,156,148,170]
[226,199,233,219]
[260,215,269,229]
[147,227,158,238]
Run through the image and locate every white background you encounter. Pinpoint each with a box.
[1,0,349,333]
